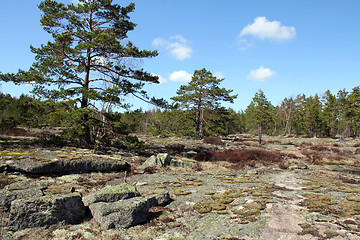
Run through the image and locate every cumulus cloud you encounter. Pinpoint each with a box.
[152,35,192,61]
[240,16,296,41]
[169,70,192,83]
[247,66,276,82]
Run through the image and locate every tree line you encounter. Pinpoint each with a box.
[1,85,360,140]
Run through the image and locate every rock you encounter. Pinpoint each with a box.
[183,150,198,158]
[62,158,130,173]
[146,192,171,207]
[89,192,171,229]
[83,183,140,206]
[89,196,150,229]
[0,157,130,175]
[8,193,86,230]
[170,158,198,168]
[137,153,171,173]
[0,187,44,209]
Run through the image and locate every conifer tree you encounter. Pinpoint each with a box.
[0,0,158,146]
[248,90,273,144]
[171,68,237,138]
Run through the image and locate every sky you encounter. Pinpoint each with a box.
[0,0,359,112]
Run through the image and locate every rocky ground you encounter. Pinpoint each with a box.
[0,133,360,240]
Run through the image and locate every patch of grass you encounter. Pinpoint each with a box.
[297,223,320,237]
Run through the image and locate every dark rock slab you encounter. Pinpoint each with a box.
[8,193,86,230]
[0,157,130,175]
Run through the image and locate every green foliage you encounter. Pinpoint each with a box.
[0,0,159,146]
[114,135,145,151]
[171,68,237,138]
[245,90,274,142]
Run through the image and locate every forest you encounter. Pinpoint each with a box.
[0,84,359,147]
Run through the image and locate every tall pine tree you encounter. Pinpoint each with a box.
[1,0,159,146]
[171,68,237,138]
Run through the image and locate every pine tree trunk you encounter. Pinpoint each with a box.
[258,122,262,144]
[199,109,204,139]
[80,50,92,146]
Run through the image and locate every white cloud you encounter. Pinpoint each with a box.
[169,70,192,83]
[237,38,253,51]
[71,0,79,4]
[240,16,296,41]
[152,35,192,61]
[247,66,276,82]
[214,72,225,79]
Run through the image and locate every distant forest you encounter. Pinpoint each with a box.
[1,85,359,143]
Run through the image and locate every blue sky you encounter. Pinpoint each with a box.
[1,0,359,112]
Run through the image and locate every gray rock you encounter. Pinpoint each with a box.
[8,193,86,230]
[62,158,130,173]
[170,158,198,168]
[137,153,171,173]
[89,197,150,229]
[145,192,171,207]
[0,157,130,175]
[83,183,140,206]
[0,187,44,209]
[89,192,171,229]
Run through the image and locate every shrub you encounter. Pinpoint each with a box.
[203,136,223,145]
[194,149,284,169]
[309,145,329,151]
[166,143,185,154]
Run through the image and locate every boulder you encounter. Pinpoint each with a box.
[89,192,171,229]
[8,193,86,230]
[83,183,140,206]
[0,187,44,209]
[170,158,198,168]
[89,197,150,229]
[145,192,171,207]
[137,153,171,173]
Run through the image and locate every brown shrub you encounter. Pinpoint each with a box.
[353,143,360,148]
[286,153,300,159]
[166,143,185,154]
[203,136,223,145]
[331,147,341,154]
[309,145,329,151]
[355,149,360,155]
[194,149,283,169]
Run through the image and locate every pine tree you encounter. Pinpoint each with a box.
[321,90,338,137]
[248,90,273,144]
[171,68,237,138]
[0,0,158,146]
